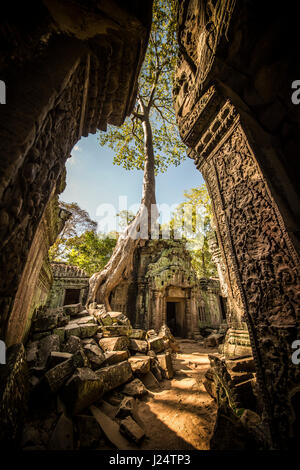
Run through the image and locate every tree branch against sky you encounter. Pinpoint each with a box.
[88,0,187,310]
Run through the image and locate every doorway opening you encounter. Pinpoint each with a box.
[166,300,185,337]
[64,288,81,305]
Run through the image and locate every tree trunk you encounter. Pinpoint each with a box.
[87,109,158,310]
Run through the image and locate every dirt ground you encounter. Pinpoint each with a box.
[132,339,217,450]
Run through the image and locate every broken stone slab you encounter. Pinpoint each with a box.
[63,303,83,316]
[225,357,255,373]
[64,323,81,339]
[80,323,98,338]
[119,416,145,445]
[75,414,103,449]
[229,371,254,385]
[115,396,136,419]
[102,350,129,366]
[47,351,72,369]
[151,362,163,382]
[26,341,39,367]
[128,356,151,377]
[129,339,148,354]
[122,378,148,397]
[53,327,65,343]
[48,413,74,450]
[109,312,131,326]
[77,316,96,325]
[32,314,59,333]
[157,352,174,379]
[38,349,89,396]
[83,344,106,370]
[129,329,147,340]
[90,405,134,450]
[148,337,165,353]
[37,334,60,369]
[97,313,113,326]
[100,325,132,337]
[63,335,82,354]
[95,361,133,395]
[140,371,161,391]
[99,336,129,352]
[61,367,105,415]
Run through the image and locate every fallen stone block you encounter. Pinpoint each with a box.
[109,312,128,324]
[39,349,89,395]
[225,357,255,373]
[76,414,102,449]
[103,350,129,366]
[47,351,72,369]
[63,335,82,354]
[90,405,133,450]
[130,329,147,340]
[80,323,98,338]
[61,367,105,415]
[119,416,145,445]
[77,316,96,325]
[64,323,81,339]
[32,313,58,333]
[122,378,148,397]
[48,413,74,450]
[26,341,39,367]
[98,313,113,326]
[115,396,136,419]
[129,339,148,354]
[95,361,133,394]
[128,356,151,377]
[140,371,161,391]
[99,336,129,352]
[63,303,82,316]
[148,337,165,353]
[157,352,174,379]
[83,344,105,370]
[53,327,65,343]
[100,325,132,337]
[151,362,163,382]
[37,334,60,369]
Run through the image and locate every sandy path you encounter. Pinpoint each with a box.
[133,339,217,450]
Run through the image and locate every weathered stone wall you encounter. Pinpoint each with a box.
[48,263,89,309]
[174,0,300,448]
[111,239,225,337]
[0,0,152,342]
[5,185,70,347]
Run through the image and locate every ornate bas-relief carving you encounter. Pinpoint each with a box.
[202,121,300,443]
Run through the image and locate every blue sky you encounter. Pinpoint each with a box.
[61,133,204,231]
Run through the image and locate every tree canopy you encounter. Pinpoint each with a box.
[168,184,217,278]
[98,0,186,174]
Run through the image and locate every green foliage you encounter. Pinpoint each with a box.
[116,210,136,231]
[65,231,117,276]
[98,0,186,174]
[49,201,97,262]
[169,184,217,278]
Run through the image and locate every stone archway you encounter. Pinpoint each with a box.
[174,0,300,449]
[0,0,153,344]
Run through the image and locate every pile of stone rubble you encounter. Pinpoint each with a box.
[22,303,177,450]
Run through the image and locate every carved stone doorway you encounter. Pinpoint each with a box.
[166,299,185,337]
[64,288,81,306]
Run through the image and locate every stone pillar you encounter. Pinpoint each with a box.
[190,288,202,339]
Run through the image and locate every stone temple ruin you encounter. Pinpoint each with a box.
[110,239,226,338]
[0,0,299,451]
